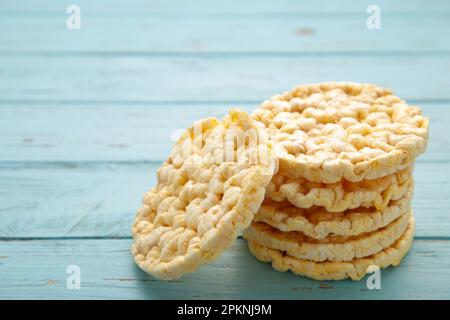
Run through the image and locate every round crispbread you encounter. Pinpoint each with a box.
[254,181,413,239]
[266,166,411,212]
[246,216,415,281]
[132,109,274,280]
[252,82,428,183]
[244,209,411,262]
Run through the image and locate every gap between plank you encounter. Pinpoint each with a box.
[1,11,449,19]
[1,50,450,58]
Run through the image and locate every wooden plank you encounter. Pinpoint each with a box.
[1,56,450,102]
[0,162,155,239]
[0,103,255,162]
[0,103,254,162]
[1,14,449,53]
[0,161,447,239]
[0,238,448,299]
[2,0,450,14]
[0,102,446,162]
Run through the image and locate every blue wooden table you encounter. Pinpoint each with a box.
[1,0,450,299]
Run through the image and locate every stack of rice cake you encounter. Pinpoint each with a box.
[243,83,429,280]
